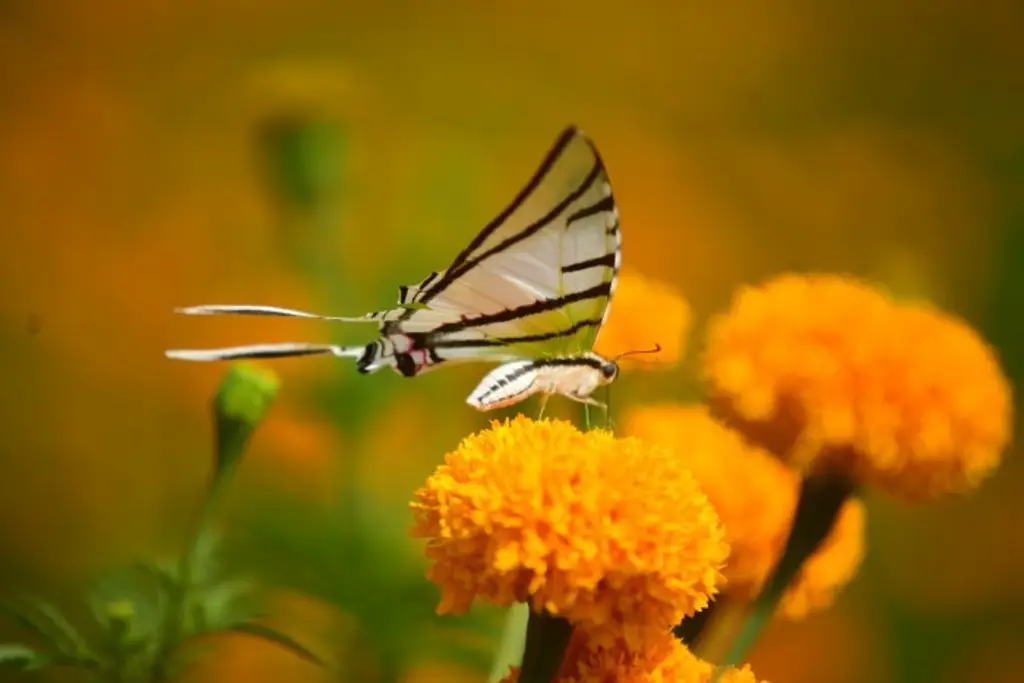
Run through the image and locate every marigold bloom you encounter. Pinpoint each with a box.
[497,630,764,683]
[410,416,728,643]
[623,404,865,619]
[703,273,1013,500]
[594,270,692,366]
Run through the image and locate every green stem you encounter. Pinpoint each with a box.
[714,474,853,675]
[152,367,277,681]
[150,467,228,682]
[518,610,573,683]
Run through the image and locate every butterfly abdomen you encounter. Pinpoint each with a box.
[466,355,612,411]
[466,361,539,410]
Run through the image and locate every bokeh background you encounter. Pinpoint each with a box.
[1,2,1022,682]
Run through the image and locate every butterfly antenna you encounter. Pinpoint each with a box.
[612,342,662,361]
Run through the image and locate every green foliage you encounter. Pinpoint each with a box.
[0,643,50,672]
[0,366,319,682]
[260,115,347,213]
[0,542,314,682]
[0,595,100,674]
[233,487,504,681]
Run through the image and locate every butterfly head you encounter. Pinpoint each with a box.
[599,359,619,383]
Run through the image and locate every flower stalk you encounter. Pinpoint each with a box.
[518,610,574,683]
[153,364,279,680]
[710,473,854,671]
[184,364,279,606]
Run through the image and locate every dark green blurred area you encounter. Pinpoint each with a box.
[0,2,1021,682]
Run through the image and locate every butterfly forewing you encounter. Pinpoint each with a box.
[378,127,621,372]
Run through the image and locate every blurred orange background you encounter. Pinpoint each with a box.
[1,2,1022,682]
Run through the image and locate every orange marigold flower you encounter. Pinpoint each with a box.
[703,273,1013,500]
[497,629,764,683]
[594,270,692,367]
[622,404,865,619]
[410,416,728,643]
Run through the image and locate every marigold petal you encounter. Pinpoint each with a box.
[410,416,729,640]
[623,404,865,619]
[563,629,765,683]
[703,273,1014,500]
[497,630,765,683]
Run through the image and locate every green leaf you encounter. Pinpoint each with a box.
[186,530,225,583]
[0,643,48,670]
[225,622,324,667]
[132,560,179,592]
[486,603,529,683]
[86,567,183,676]
[0,596,90,660]
[194,578,258,630]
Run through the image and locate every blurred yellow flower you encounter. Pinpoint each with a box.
[594,270,692,367]
[410,416,728,644]
[496,629,764,683]
[622,404,865,619]
[703,273,1013,500]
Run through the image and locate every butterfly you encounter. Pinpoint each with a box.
[167,126,644,417]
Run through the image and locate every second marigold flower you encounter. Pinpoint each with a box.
[410,416,728,643]
[703,273,1013,500]
[623,404,865,620]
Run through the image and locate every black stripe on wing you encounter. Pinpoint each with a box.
[411,162,602,312]
[432,127,578,279]
[407,127,608,312]
[422,281,613,337]
[561,253,617,274]
[565,195,615,226]
[397,271,440,305]
[428,317,602,349]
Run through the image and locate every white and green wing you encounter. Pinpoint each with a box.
[166,126,622,377]
[364,125,621,373]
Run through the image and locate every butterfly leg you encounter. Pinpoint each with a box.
[536,393,552,421]
[590,398,612,430]
[567,395,607,431]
